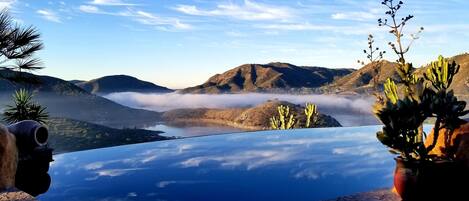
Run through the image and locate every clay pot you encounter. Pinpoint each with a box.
[394,158,466,201]
[393,158,420,200]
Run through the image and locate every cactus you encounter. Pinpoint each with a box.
[270,105,296,130]
[384,78,398,104]
[424,55,460,91]
[304,103,318,128]
[270,116,280,129]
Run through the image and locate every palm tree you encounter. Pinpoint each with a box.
[0,10,48,124]
[0,9,44,83]
[3,89,48,124]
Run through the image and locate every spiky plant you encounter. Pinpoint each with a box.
[270,105,296,130]
[304,103,318,128]
[0,9,44,83]
[3,89,48,124]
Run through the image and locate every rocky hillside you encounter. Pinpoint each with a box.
[75,75,173,94]
[322,60,400,94]
[323,53,469,95]
[0,70,161,128]
[162,100,342,130]
[180,62,354,93]
[47,117,170,153]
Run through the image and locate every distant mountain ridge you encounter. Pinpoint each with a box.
[0,70,161,128]
[180,62,355,93]
[75,75,173,94]
[321,60,401,94]
[322,53,469,95]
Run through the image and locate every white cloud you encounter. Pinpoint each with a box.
[0,0,15,10]
[89,0,136,6]
[257,22,380,35]
[37,9,61,23]
[174,0,293,21]
[257,23,337,31]
[78,6,191,31]
[79,5,100,13]
[226,31,247,37]
[129,10,192,30]
[331,11,377,21]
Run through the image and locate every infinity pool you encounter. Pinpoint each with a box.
[38,126,396,201]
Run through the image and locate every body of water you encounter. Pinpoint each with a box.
[39,126,397,201]
[146,123,245,137]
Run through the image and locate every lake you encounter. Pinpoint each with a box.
[38,126,398,201]
[145,123,245,137]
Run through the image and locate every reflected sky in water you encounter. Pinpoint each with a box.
[39,126,398,201]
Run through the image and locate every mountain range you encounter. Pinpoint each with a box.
[180,62,354,93]
[0,70,161,128]
[322,53,469,95]
[178,53,469,95]
[74,75,173,94]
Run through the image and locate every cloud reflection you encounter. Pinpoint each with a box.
[180,149,296,170]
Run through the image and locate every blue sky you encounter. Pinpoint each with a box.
[4,0,469,88]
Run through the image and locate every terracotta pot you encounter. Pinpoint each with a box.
[394,158,466,201]
[393,158,420,200]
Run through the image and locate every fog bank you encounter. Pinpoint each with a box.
[104,92,379,126]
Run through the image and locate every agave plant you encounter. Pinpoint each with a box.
[3,89,48,124]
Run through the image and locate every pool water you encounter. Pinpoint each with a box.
[39,126,398,201]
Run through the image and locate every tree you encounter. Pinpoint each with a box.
[0,9,44,83]
[3,89,48,124]
[0,10,47,124]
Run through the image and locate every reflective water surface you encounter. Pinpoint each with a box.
[39,126,396,201]
[145,123,245,137]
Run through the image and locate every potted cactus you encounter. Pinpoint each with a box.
[372,0,468,200]
[374,56,467,200]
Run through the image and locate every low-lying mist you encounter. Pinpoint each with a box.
[104,92,379,126]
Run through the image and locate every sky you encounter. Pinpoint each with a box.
[3,0,469,88]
